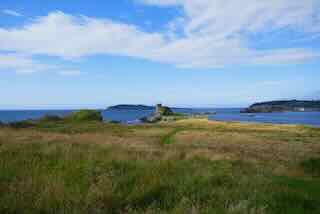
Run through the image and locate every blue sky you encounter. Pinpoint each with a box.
[0,0,320,109]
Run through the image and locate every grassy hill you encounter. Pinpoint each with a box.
[0,118,320,213]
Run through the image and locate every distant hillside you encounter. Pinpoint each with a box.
[306,91,320,100]
[107,105,193,112]
[107,105,154,110]
[241,100,320,113]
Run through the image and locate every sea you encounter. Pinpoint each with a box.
[0,108,320,127]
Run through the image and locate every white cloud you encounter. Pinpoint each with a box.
[140,0,320,36]
[0,53,81,75]
[138,0,320,67]
[0,11,165,59]
[0,54,50,73]
[0,2,320,70]
[2,9,23,17]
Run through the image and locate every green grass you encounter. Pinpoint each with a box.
[0,142,319,213]
[160,128,183,145]
[1,118,320,213]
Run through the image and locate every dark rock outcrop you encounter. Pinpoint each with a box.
[155,104,173,116]
[142,104,174,123]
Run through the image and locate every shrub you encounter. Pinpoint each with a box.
[9,120,34,128]
[157,106,173,116]
[39,115,63,122]
[66,110,103,122]
[302,158,320,177]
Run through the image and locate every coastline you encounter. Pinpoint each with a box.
[1,114,320,213]
[1,108,320,127]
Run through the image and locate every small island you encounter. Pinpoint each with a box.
[141,104,187,123]
[241,100,320,113]
[107,104,192,112]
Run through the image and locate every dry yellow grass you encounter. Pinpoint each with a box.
[1,118,319,166]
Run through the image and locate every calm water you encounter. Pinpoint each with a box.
[209,108,320,127]
[0,108,320,127]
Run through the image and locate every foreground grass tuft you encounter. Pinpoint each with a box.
[302,158,320,177]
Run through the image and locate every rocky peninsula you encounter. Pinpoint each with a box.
[241,100,320,113]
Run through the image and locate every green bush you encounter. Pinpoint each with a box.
[8,120,34,128]
[39,114,63,122]
[66,110,103,122]
[157,106,173,116]
[302,158,320,177]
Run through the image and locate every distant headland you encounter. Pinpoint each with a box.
[107,105,154,110]
[107,104,192,111]
[241,100,320,113]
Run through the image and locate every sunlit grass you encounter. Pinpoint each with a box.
[0,118,319,213]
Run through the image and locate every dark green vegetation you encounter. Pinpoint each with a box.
[7,110,103,129]
[242,100,320,113]
[65,110,103,122]
[0,118,320,213]
[302,158,320,177]
[155,104,174,116]
[39,114,64,122]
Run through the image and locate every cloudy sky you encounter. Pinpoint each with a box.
[1,0,320,109]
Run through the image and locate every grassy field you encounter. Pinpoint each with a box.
[0,118,320,213]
